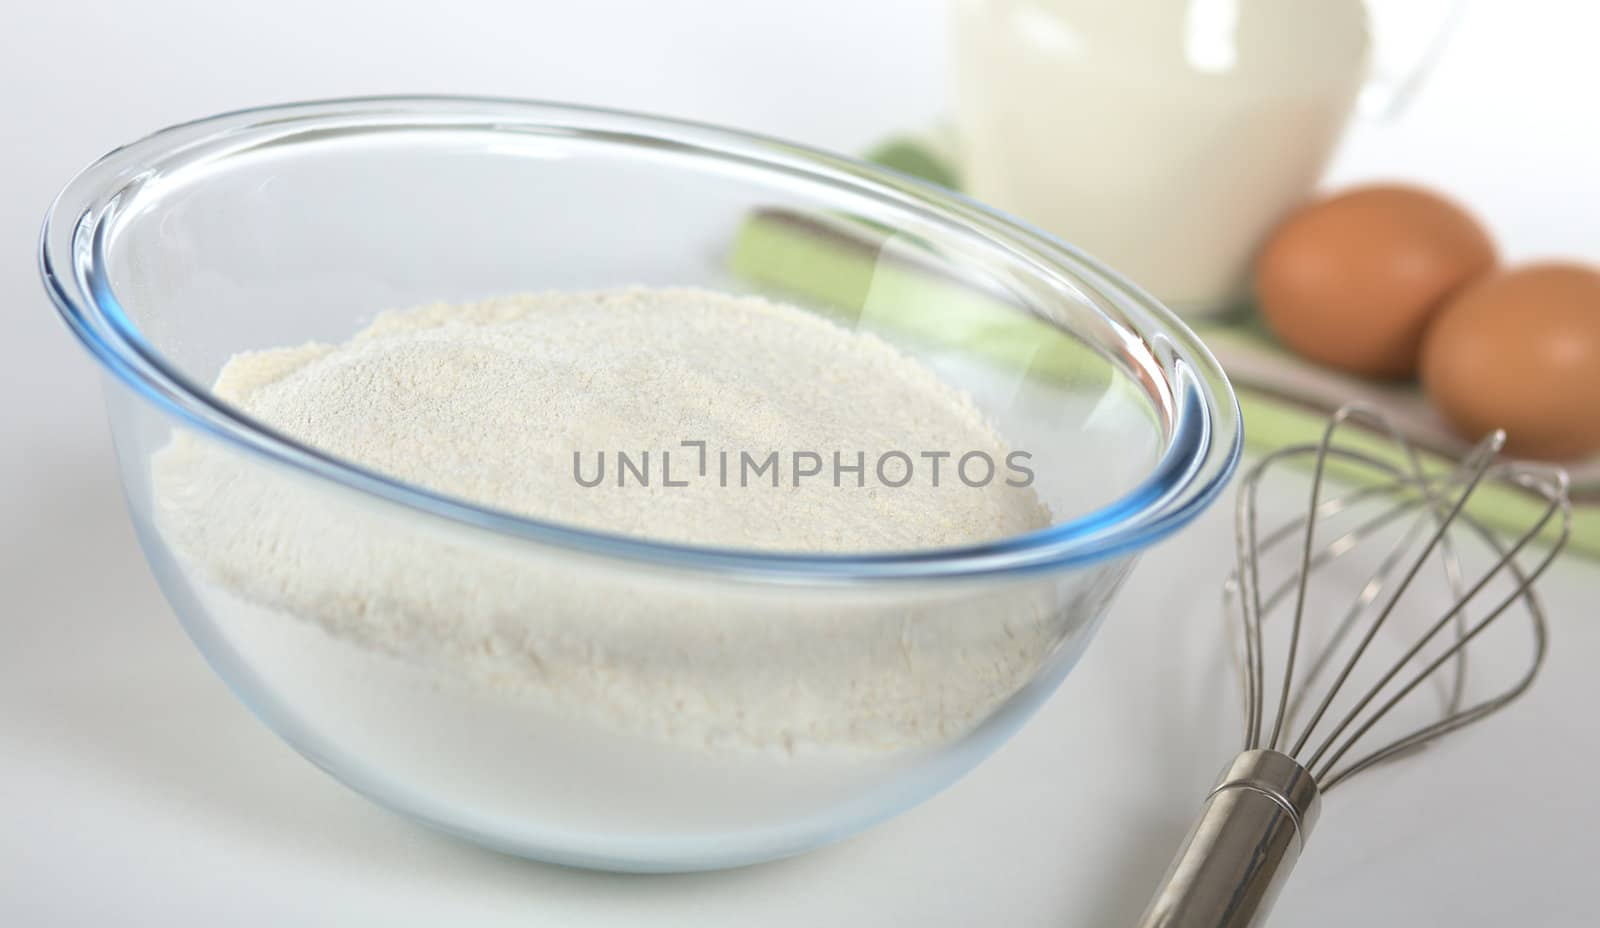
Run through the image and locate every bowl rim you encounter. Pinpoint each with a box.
[39,95,1241,582]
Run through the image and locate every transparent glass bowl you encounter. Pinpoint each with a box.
[40,97,1240,872]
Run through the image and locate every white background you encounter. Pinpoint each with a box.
[2,1,1598,925]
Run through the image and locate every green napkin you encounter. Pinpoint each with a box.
[728,209,1110,391]
[724,136,1595,558]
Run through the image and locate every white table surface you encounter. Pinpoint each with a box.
[3,2,1597,924]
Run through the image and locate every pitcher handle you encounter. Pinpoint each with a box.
[1360,0,1471,120]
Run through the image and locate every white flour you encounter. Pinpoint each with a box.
[153,288,1068,756]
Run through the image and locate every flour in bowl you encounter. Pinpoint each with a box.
[152,287,1071,755]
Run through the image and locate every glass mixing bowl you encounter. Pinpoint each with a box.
[40,97,1240,872]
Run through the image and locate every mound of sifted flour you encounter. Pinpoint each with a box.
[152,288,1067,754]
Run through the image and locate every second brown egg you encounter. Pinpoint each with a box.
[1254,184,1497,378]
[1421,262,1600,460]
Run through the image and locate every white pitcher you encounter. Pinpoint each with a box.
[950,0,1464,316]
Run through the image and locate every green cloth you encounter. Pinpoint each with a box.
[728,210,1110,392]
[723,141,1593,558]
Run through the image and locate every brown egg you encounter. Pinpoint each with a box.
[1255,184,1497,378]
[1421,262,1600,460]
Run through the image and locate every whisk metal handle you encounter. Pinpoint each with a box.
[1136,750,1321,928]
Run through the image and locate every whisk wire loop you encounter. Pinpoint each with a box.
[1230,403,1568,792]
[1289,425,1501,766]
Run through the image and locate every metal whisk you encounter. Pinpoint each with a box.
[1137,403,1571,928]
